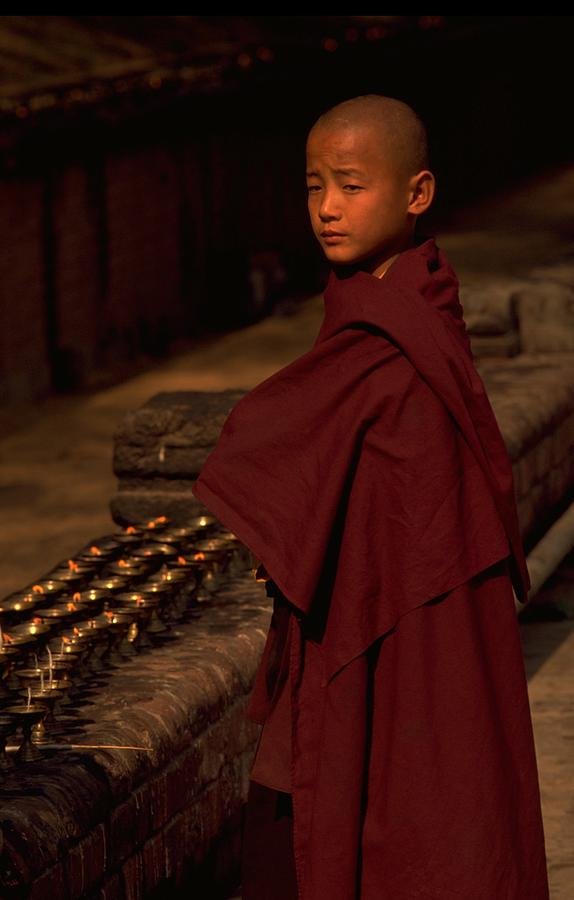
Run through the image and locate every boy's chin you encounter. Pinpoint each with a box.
[322,246,362,266]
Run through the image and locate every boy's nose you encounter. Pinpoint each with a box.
[318,191,342,221]
[319,204,342,222]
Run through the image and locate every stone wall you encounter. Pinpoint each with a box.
[111,390,247,527]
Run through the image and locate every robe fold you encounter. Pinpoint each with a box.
[191,233,549,898]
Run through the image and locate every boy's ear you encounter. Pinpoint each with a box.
[408,170,435,215]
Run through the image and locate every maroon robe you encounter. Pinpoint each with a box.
[192,234,549,898]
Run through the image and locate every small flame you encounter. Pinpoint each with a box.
[89,545,102,555]
[155,515,168,523]
[147,520,157,528]
[32,584,44,593]
[68,559,80,571]
[72,591,81,601]
[193,551,206,560]
[67,602,77,611]
[104,610,114,620]
[3,632,14,643]
[118,559,130,567]
[136,596,145,607]
[177,555,187,565]
[33,616,42,624]
[126,525,137,534]
[73,626,80,635]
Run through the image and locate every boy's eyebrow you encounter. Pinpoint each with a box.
[333,167,366,177]
[306,166,367,178]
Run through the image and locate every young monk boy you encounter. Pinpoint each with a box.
[192,94,550,899]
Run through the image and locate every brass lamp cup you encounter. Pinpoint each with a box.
[73,615,116,672]
[104,608,140,659]
[131,516,170,533]
[21,579,69,601]
[189,539,232,594]
[138,570,176,633]
[40,653,78,702]
[0,653,17,701]
[9,621,52,641]
[3,703,48,762]
[112,528,144,547]
[18,686,65,737]
[186,515,219,538]
[0,591,44,623]
[90,575,131,595]
[2,622,52,670]
[58,620,104,675]
[43,571,89,592]
[133,583,170,634]
[47,632,90,684]
[215,530,252,571]
[103,559,156,582]
[164,557,203,605]
[0,643,29,694]
[68,588,112,615]
[131,542,179,563]
[98,610,134,664]
[13,668,70,709]
[0,713,18,772]
[113,593,156,650]
[142,568,190,623]
[147,525,199,551]
[35,601,90,630]
[45,562,100,590]
[158,568,199,620]
[14,666,52,688]
[76,536,123,563]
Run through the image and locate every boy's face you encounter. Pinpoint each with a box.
[306,123,415,270]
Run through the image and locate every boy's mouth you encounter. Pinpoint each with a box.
[321,230,347,244]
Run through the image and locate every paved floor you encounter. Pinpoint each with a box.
[1,161,574,898]
[520,550,574,899]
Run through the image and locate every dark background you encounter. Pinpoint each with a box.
[1,15,572,409]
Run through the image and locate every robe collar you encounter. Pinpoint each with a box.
[317,233,472,356]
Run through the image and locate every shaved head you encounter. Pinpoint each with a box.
[309,94,430,181]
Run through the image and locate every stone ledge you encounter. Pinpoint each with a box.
[111,354,574,543]
[0,573,270,898]
[113,390,247,479]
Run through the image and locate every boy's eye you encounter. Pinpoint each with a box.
[343,184,363,192]
[306,184,321,193]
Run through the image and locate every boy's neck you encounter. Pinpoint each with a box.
[335,232,418,281]
[372,252,401,280]
[370,232,418,278]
